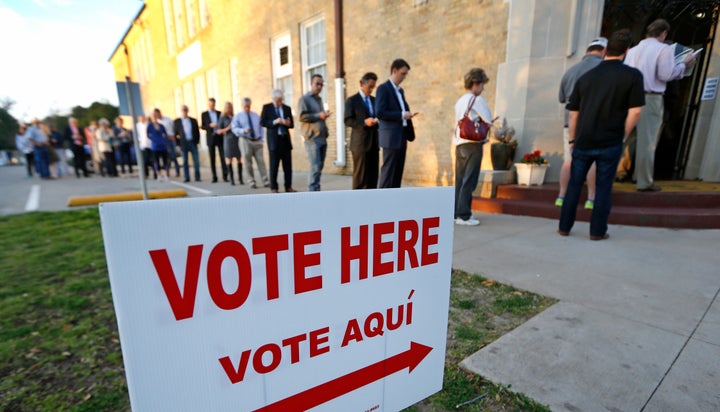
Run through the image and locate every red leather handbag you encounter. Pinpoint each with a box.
[457,95,490,142]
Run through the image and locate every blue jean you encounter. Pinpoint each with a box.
[180,140,200,181]
[166,139,180,176]
[559,143,622,237]
[305,138,327,191]
[34,146,50,178]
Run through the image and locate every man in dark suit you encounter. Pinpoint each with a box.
[345,72,379,189]
[174,105,201,182]
[201,98,227,183]
[260,89,296,193]
[376,58,416,188]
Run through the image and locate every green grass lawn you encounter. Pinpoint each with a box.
[1,209,555,411]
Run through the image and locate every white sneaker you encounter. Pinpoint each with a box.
[455,217,480,226]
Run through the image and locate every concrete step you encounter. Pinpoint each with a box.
[471,196,720,229]
[494,183,720,209]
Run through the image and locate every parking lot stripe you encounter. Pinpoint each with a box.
[170,181,212,195]
[25,185,40,211]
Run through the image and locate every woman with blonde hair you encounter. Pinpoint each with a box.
[216,102,243,185]
[95,118,118,177]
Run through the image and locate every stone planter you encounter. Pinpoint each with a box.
[490,143,516,170]
[514,163,549,186]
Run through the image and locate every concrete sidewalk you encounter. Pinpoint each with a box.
[455,213,720,412]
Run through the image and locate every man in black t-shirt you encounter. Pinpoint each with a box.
[559,29,645,240]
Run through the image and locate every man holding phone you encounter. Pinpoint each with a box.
[298,74,330,191]
[376,58,416,188]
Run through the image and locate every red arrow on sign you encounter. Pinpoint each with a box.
[253,341,433,412]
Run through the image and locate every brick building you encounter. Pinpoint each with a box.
[110,0,720,186]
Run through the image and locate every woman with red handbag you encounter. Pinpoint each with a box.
[453,68,492,226]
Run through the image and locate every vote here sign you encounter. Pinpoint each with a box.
[99,187,454,411]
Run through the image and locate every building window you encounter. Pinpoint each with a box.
[183,81,195,115]
[199,0,210,28]
[206,69,218,103]
[162,0,176,54]
[194,75,206,117]
[272,33,293,107]
[230,58,241,109]
[185,0,198,39]
[144,31,155,79]
[174,87,183,116]
[173,0,186,48]
[301,16,326,101]
[413,0,428,5]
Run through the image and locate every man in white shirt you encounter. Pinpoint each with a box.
[173,105,201,182]
[624,19,695,192]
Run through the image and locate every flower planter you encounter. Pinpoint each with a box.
[514,163,549,186]
[490,143,516,170]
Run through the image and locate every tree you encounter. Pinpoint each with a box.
[0,108,20,151]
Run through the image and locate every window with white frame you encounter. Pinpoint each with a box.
[185,0,198,39]
[230,58,241,109]
[198,0,210,29]
[194,75,206,117]
[301,17,326,102]
[162,0,176,54]
[272,33,293,108]
[182,81,195,115]
[173,87,183,117]
[206,68,218,103]
[173,0,186,49]
[144,31,155,79]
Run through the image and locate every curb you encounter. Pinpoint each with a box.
[67,189,187,206]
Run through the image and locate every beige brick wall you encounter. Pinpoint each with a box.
[110,0,509,187]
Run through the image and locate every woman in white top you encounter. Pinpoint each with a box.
[454,68,492,226]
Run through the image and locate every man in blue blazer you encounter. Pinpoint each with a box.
[375,58,416,188]
[260,89,297,193]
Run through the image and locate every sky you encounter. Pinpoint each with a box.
[0,0,143,121]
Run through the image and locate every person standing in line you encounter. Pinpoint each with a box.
[85,120,102,176]
[556,37,607,209]
[624,18,695,193]
[96,118,117,177]
[15,124,34,178]
[136,115,155,179]
[233,97,270,188]
[559,29,645,240]
[65,117,89,178]
[49,126,69,177]
[344,72,380,189]
[147,111,170,181]
[261,89,296,193]
[217,101,242,185]
[113,117,134,176]
[376,58,416,188]
[26,119,51,179]
[201,98,228,183]
[453,68,493,227]
[298,74,330,191]
[174,105,202,182]
[155,108,180,178]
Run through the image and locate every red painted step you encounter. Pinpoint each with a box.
[472,184,720,229]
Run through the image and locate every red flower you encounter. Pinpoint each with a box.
[533,150,541,156]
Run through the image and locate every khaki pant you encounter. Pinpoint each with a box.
[240,137,269,186]
[635,94,663,189]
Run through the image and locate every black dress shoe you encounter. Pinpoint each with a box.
[184,179,190,183]
[590,233,610,241]
[212,177,218,183]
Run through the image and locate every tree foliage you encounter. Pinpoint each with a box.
[43,101,119,131]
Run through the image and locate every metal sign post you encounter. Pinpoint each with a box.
[119,78,148,200]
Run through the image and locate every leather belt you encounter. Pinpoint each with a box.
[645,91,663,95]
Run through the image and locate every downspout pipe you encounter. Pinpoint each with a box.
[333,0,347,167]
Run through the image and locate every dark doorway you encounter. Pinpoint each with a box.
[602,0,718,179]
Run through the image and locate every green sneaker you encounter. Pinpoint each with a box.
[555,197,564,207]
[584,200,594,210]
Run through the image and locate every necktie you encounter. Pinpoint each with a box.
[276,106,284,135]
[246,112,255,138]
[365,96,373,116]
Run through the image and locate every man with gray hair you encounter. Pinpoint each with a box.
[26,118,51,179]
[261,89,296,193]
[232,97,269,189]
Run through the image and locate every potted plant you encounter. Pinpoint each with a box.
[490,118,518,170]
[515,150,549,186]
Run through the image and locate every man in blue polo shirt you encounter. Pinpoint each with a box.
[558,29,645,240]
